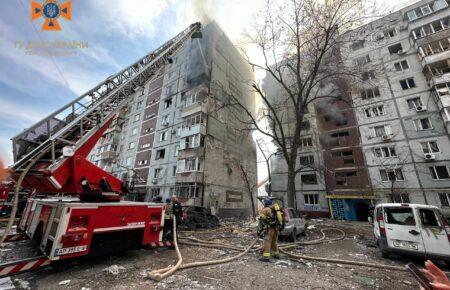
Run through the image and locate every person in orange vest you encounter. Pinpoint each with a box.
[257,197,284,262]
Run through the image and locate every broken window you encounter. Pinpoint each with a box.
[300,137,313,148]
[301,174,317,185]
[164,98,173,109]
[419,209,440,227]
[400,78,416,90]
[392,193,410,203]
[373,146,397,158]
[421,141,440,153]
[154,168,162,178]
[361,70,376,80]
[380,169,404,181]
[429,166,450,179]
[299,155,314,166]
[383,29,396,38]
[385,207,415,225]
[365,105,385,117]
[414,118,432,130]
[407,97,423,109]
[304,194,319,205]
[394,60,409,71]
[360,87,380,99]
[439,193,450,207]
[388,43,403,55]
[155,149,165,160]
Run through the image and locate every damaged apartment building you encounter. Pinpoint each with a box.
[88,22,257,217]
[267,0,450,220]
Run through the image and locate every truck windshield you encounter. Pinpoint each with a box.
[385,207,415,226]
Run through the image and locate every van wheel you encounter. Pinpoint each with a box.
[290,228,297,242]
[381,251,390,259]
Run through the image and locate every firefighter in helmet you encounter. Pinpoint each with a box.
[257,197,284,262]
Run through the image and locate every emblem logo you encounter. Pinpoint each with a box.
[31,0,72,31]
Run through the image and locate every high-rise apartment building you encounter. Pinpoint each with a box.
[89,22,257,217]
[266,0,450,220]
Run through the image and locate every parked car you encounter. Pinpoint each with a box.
[373,203,450,261]
[182,206,220,230]
[280,208,306,241]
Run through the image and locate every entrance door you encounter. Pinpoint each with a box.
[417,208,450,258]
[354,201,369,221]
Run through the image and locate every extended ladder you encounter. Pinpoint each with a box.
[11,23,201,179]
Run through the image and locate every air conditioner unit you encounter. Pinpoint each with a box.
[415,105,427,112]
[424,153,435,160]
[152,178,158,184]
[382,134,393,141]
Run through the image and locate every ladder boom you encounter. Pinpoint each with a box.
[11,22,201,194]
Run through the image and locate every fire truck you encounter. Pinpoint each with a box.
[0,22,202,277]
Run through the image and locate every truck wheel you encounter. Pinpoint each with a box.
[290,228,297,242]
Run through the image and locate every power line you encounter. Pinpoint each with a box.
[17,0,72,89]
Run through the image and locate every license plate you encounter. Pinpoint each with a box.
[55,245,87,256]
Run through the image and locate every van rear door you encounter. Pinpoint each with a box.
[384,206,425,253]
[417,207,450,258]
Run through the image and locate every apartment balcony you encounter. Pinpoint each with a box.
[180,101,208,118]
[99,151,116,160]
[429,71,450,86]
[179,123,206,138]
[414,28,450,47]
[176,171,204,183]
[178,147,205,159]
[422,49,450,66]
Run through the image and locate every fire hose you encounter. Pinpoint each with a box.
[148,224,418,283]
[148,216,259,281]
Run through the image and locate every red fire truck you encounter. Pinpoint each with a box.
[0,22,202,277]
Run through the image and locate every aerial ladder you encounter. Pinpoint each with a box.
[0,23,202,278]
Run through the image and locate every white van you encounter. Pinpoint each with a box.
[373,203,450,261]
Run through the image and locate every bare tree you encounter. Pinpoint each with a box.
[255,138,275,196]
[238,162,258,219]
[220,0,382,207]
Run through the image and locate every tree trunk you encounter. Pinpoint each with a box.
[287,170,296,209]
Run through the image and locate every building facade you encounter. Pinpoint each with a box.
[266,0,450,220]
[89,22,257,217]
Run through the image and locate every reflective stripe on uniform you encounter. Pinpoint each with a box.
[262,252,271,257]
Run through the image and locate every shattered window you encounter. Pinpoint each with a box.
[385,207,415,225]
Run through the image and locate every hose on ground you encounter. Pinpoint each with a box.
[178,226,411,273]
[279,248,406,271]
[148,216,183,281]
[148,220,259,281]
[0,149,47,246]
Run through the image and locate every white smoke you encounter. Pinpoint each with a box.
[184,0,213,26]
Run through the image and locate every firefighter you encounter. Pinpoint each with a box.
[163,198,173,240]
[257,197,284,262]
[171,195,183,227]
